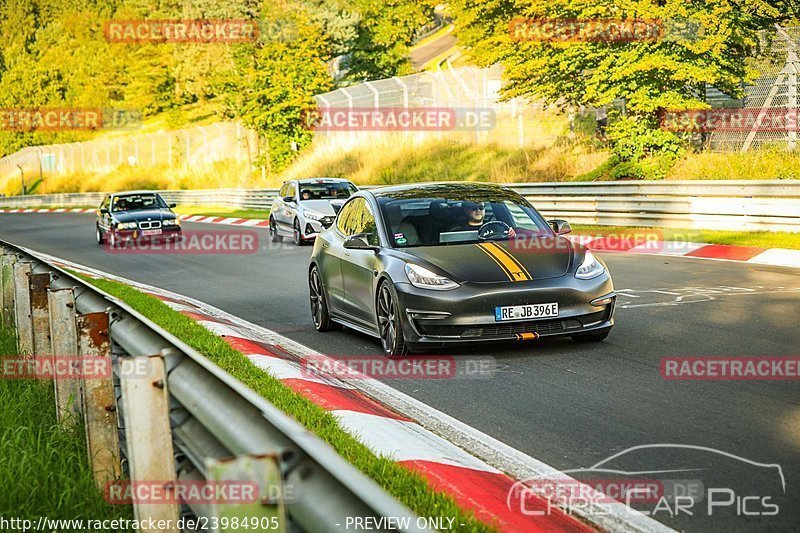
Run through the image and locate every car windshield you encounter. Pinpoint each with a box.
[378,192,553,247]
[298,182,356,200]
[112,194,167,212]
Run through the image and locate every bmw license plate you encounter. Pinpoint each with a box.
[495,303,558,322]
[142,229,162,236]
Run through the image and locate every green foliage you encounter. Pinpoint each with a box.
[448,0,792,174]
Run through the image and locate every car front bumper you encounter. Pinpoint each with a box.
[113,227,182,242]
[394,273,615,347]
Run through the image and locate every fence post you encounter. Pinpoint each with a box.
[13,262,33,354]
[119,355,180,531]
[78,311,121,486]
[1,254,17,325]
[29,273,52,357]
[49,288,82,424]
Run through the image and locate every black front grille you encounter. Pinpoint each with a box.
[321,216,335,228]
[416,310,608,338]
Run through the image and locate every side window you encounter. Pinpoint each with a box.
[279,184,288,198]
[337,197,378,245]
[100,196,110,210]
[286,183,297,200]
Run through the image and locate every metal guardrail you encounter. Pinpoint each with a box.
[0,240,427,533]
[1,180,799,232]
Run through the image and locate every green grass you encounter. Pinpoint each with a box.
[572,225,800,250]
[173,205,271,219]
[0,324,133,525]
[74,275,495,532]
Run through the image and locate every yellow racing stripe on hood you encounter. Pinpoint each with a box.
[476,242,532,281]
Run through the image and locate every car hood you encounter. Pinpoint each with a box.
[401,237,574,282]
[300,200,337,216]
[112,209,175,223]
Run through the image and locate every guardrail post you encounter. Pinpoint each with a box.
[119,355,180,531]
[78,311,121,486]
[1,254,17,325]
[13,262,33,354]
[49,288,81,424]
[206,455,287,533]
[30,273,52,357]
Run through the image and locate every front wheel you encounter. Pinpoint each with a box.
[376,282,410,357]
[572,330,610,343]
[309,266,339,331]
[270,217,282,243]
[96,226,105,244]
[293,219,304,246]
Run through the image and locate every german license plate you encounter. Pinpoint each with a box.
[495,303,558,322]
[142,229,162,236]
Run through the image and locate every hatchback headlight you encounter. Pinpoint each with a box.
[304,210,324,221]
[575,251,605,280]
[404,264,459,290]
[117,222,138,230]
[163,218,180,226]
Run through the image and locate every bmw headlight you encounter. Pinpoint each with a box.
[304,210,324,222]
[117,222,138,230]
[404,264,459,290]
[575,251,605,280]
[163,218,180,226]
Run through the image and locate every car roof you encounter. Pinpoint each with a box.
[292,178,353,185]
[110,190,164,197]
[369,182,510,199]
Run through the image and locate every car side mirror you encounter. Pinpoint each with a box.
[169,202,176,208]
[344,233,378,251]
[283,196,295,203]
[549,219,572,235]
[99,208,109,214]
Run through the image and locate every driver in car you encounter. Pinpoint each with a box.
[449,201,486,231]
[448,201,516,237]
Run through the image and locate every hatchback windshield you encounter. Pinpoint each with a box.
[112,194,168,212]
[378,194,553,247]
[298,182,356,200]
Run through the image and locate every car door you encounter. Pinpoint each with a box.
[273,184,288,231]
[339,197,380,327]
[281,182,298,231]
[98,195,112,231]
[319,198,358,312]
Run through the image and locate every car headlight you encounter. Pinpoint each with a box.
[116,222,138,230]
[575,251,605,280]
[163,218,180,226]
[304,210,324,222]
[404,263,459,290]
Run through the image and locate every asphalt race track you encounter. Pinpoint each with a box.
[3,212,799,532]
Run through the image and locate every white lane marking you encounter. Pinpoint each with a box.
[238,219,262,226]
[23,249,675,533]
[748,249,800,269]
[615,286,800,308]
[332,410,501,473]
[219,217,242,225]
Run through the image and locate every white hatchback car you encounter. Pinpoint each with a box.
[270,178,358,245]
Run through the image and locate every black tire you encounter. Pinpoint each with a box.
[572,330,610,343]
[269,217,282,243]
[309,265,339,331]
[376,281,410,357]
[293,218,305,246]
[96,226,105,245]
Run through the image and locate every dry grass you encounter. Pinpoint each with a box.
[668,149,800,180]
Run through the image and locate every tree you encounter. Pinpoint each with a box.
[448,0,793,177]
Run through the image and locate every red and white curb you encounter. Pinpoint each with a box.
[2,208,798,270]
[27,248,673,533]
[565,235,800,269]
